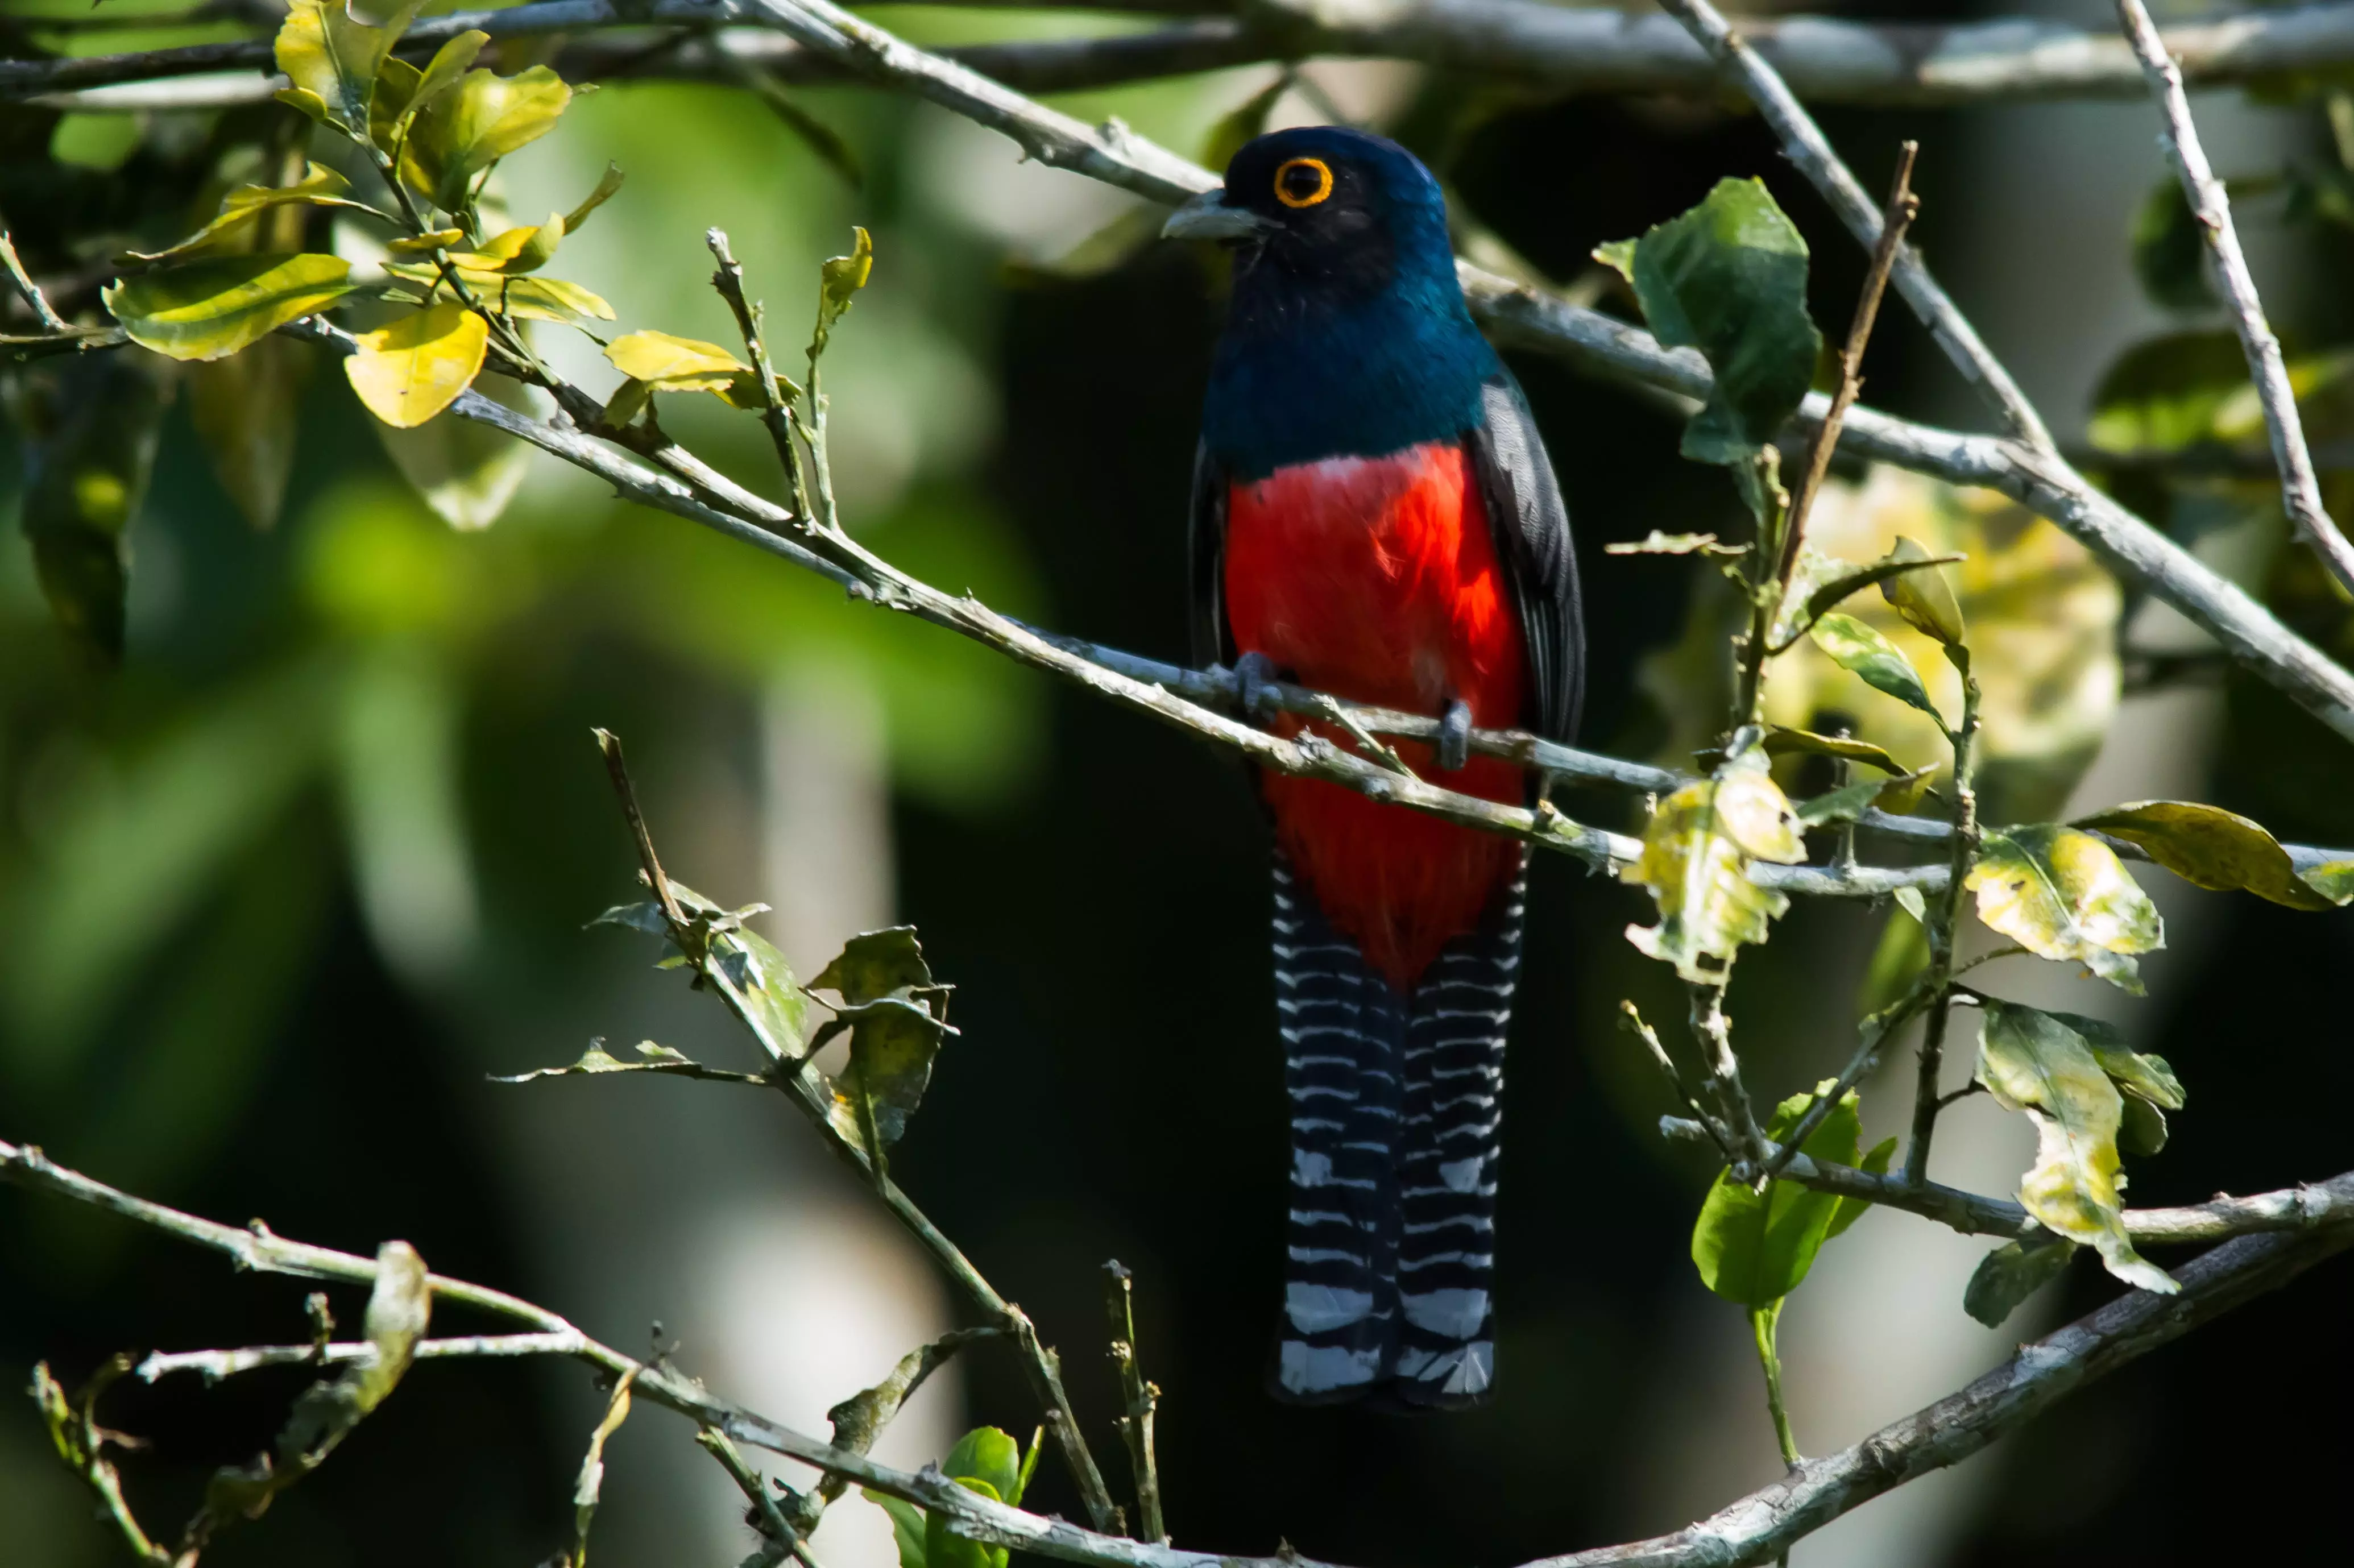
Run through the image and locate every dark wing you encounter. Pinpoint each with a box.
[1188,439,1236,670]
[1467,372,1585,745]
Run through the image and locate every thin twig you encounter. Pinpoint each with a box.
[701,1425,824,1568]
[1904,661,1980,1185]
[0,226,68,332]
[7,1136,2349,1568]
[2115,0,2354,599]
[138,1333,585,1382]
[1103,1262,1167,1545]
[706,227,811,518]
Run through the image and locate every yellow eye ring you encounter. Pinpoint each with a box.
[1273,156,1334,209]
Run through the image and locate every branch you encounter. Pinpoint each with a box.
[9,1135,2349,1568]
[31,1,2354,112]
[2115,0,2354,599]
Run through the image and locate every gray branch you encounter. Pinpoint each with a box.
[7,1135,2349,1568]
[2115,0,2354,598]
[28,0,2354,111]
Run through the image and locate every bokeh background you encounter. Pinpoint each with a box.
[5,1,2352,1565]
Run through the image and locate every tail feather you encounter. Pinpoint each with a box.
[1270,854,1524,1408]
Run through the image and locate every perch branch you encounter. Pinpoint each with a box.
[2115,0,2354,599]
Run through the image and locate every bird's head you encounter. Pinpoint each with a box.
[1162,126,1458,310]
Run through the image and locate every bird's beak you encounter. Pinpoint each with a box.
[1162,189,1272,243]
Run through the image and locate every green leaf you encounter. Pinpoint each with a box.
[2119,1094,2169,1158]
[126,163,380,264]
[273,0,429,134]
[926,1478,1005,1568]
[447,216,565,276]
[940,1428,1021,1506]
[604,330,749,391]
[16,353,169,667]
[1690,1081,1862,1308]
[1623,177,1823,464]
[563,161,627,232]
[1974,1001,2174,1295]
[1826,1135,1897,1240]
[490,1038,764,1086]
[812,927,952,1150]
[343,302,488,429]
[1590,236,1636,283]
[1776,545,1966,647]
[406,27,489,129]
[104,253,355,362]
[1760,725,1909,776]
[2087,330,2251,454]
[375,366,533,530]
[406,64,572,212]
[1794,768,1930,828]
[1622,753,1805,982]
[189,334,308,529]
[2074,799,2349,910]
[1879,535,1965,646]
[1962,1230,2078,1328]
[2129,177,2214,314]
[811,226,873,363]
[865,1490,929,1568]
[1855,902,1930,1018]
[2037,1010,2186,1111]
[1966,826,2165,993]
[1805,611,1941,721]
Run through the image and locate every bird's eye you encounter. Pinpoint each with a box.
[1273,157,1334,210]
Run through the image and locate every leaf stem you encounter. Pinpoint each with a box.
[1749,1302,1801,1469]
[1904,653,1982,1184]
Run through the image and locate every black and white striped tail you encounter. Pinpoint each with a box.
[1270,855,1524,1408]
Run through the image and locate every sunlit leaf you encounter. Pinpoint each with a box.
[407,64,572,212]
[190,334,308,529]
[812,927,952,1150]
[1962,1230,2078,1328]
[2038,1010,2185,1111]
[1879,534,1965,646]
[923,1428,1019,1568]
[811,225,873,363]
[490,1037,765,1086]
[1622,754,1805,983]
[103,253,355,362]
[343,302,488,429]
[273,0,429,133]
[1590,236,1635,283]
[406,28,489,130]
[1974,1001,2174,1295]
[1967,826,2164,993]
[375,366,533,529]
[126,163,380,264]
[1761,725,1909,775]
[604,330,749,391]
[1610,178,1822,464]
[1776,546,1965,648]
[1806,611,1941,722]
[563,162,627,232]
[449,215,563,276]
[15,353,169,666]
[2074,799,2350,910]
[1690,1081,1862,1308]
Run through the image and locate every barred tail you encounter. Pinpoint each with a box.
[1270,855,1404,1403]
[1391,861,1524,1408]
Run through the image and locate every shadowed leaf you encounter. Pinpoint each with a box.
[190,334,308,529]
[1879,535,1965,645]
[1806,611,1940,721]
[2129,178,2213,314]
[16,353,169,666]
[126,163,382,264]
[1967,826,2164,993]
[344,303,488,429]
[375,367,533,530]
[813,927,952,1149]
[865,1490,928,1568]
[1691,1081,1862,1308]
[103,253,354,362]
[1974,1001,2174,1295]
[2075,799,2350,910]
[1962,1229,2078,1328]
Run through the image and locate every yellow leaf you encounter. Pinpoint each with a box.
[448,215,562,275]
[604,330,748,389]
[562,163,626,233]
[126,163,373,264]
[407,65,572,212]
[1622,754,1805,982]
[273,0,429,132]
[343,303,489,429]
[103,253,355,362]
[387,229,468,255]
[1966,824,2164,993]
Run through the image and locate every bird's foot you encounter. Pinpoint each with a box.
[1437,699,1473,771]
[1233,651,1280,724]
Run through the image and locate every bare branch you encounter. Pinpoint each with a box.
[2115,0,2354,599]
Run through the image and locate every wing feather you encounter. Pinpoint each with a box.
[1467,375,1585,745]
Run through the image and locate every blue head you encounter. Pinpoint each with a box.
[1165,126,1497,480]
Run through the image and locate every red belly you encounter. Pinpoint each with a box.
[1224,440,1527,989]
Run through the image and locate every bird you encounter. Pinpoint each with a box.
[1163,126,1584,1409]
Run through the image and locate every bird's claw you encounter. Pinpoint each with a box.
[1233,651,1280,724]
[1437,699,1472,771]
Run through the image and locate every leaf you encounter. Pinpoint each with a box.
[2086,330,2253,454]
[368,55,421,147]
[1826,1135,1897,1240]
[1962,1230,2078,1328]
[1776,547,1966,648]
[926,1478,1005,1568]
[196,1241,431,1534]
[865,1490,929,1568]
[343,303,488,429]
[2119,1094,2169,1158]
[190,334,308,529]
[126,163,378,264]
[1760,725,1908,775]
[488,275,614,326]
[603,330,749,391]
[488,1038,762,1086]
[2130,177,2214,314]
[2074,799,2349,910]
[103,253,355,362]
[1622,177,1823,464]
[563,163,627,232]
[925,1429,1019,1568]
[1796,770,1926,828]
[1690,1081,1862,1308]
[407,65,573,212]
[407,28,489,130]
[1855,901,1929,1017]
[1590,236,1635,282]
[812,927,952,1149]
[273,0,429,132]
[1974,1001,2174,1295]
[448,215,565,276]
[1622,753,1805,983]
[1879,535,1965,646]
[811,226,873,363]
[1806,612,1941,721]
[1966,826,2164,993]
[2034,1010,2185,1111]
[375,366,533,529]
[16,353,169,666]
